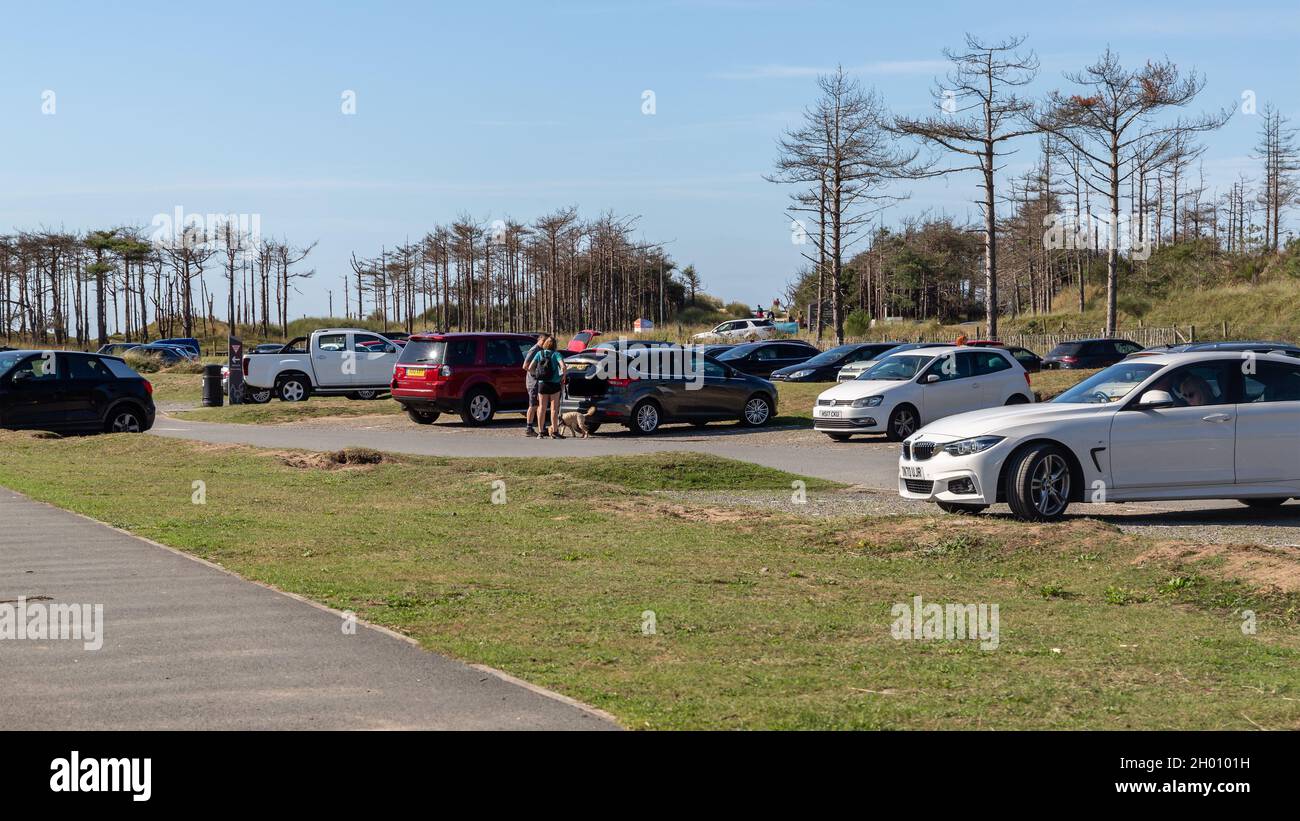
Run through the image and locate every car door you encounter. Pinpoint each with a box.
[1235,359,1300,484]
[1,353,69,430]
[773,343,813,373]
[312,332,351,387]
[350,333,399,387]
[62,354,117,429]
[918,351,977,420]
[1109,361,1238,488]
[970,350,1017,405]
[685,357,735,418]
[486,338,527,409]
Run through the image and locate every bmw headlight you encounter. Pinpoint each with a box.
[851,395,884,408]
[788,369,814,379]
[942,435,1004,457]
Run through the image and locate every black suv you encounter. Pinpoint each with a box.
[560,348,777,434]
[715,340,820,378]
[0,350,156,433]
[1042,338,1142,369]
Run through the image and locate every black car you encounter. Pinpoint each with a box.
[560,348,776,434]
[770,342,902,382]
[0,350,156,433]
[966,341,1043,373]
[1042,338,1142,369]
[1127,340,1300,360]
[715,340,820,378]
[125,343,191,366]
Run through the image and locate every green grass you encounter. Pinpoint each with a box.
[173,396,402,423]
[1,433,1296,729]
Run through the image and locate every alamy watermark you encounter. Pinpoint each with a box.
[0,596,104,651]
[891,595,999,651]
[1043,211,1152,261]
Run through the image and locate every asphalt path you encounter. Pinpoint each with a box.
[0,489,616,730]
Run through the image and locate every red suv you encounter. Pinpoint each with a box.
[391,332,537,425]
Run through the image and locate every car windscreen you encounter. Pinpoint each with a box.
[1053,362,1163,404]
[857,354,932,381]
[397,341,446,365]
[1048,342,1083,357]
[0,351,25,378]
[799,345,860,367]
[717,344,759,361]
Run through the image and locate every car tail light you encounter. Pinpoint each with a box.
[1024,372,1031,387]
[241,356,250,376]
[608,377,633,388]
[1058,356,1078,364]
[143,379,154,396]
[439,365,452,378]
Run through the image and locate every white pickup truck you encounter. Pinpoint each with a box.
[243,328,402,402]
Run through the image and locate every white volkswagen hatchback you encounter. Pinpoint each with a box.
[813,346,1033,441]
[898,351,1300,520]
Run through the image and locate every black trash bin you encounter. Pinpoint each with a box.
[202,363,224,407]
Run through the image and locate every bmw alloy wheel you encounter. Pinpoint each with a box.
[1030,453,1070,517]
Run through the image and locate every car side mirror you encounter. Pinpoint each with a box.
[10,370,31,384]
[1136,389,1174,409]
[923,373,940,384]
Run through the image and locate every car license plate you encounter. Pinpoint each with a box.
[900,465,925,480]
[819,409,841,418]
[406,368,426,377]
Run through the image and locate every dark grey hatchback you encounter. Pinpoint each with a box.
[0,350,156,434]
[559,347,777,434]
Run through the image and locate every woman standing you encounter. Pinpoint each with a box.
[534,335,564,438]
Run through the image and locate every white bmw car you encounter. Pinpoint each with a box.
[814,345,1033,441]
[899,351,1300,520]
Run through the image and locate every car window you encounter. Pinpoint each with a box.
[972,351,1012,375]
[352,333,395,353]
[516,340,536,361]
[1136,362,1234,408]
[754,346,779,361]
[1010,348,1038,365]
[8,354,60,382]
[1243,361,1300,403]
[1049,342,1083,357]
[776,344,808,358]
[1115,341,1142,354]
[103,359,141,379]
[317,334,347,352]
[702,360,727,378]
[445,339,478,366]
[67,355,114,381]
[926,351,973,381]
[485,339,520,366]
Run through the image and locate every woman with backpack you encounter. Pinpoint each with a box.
[530,335,564,438]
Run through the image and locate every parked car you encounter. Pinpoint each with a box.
[691,318,777,342]
[692,343,736,358]
[243,328,402,402]
[381,331,411,342]
[1042,338,1142,369]
[771,342,902,382]
[125,343,192,366]
[390,331,537,425]
[567,329,602,352]
[152,337,201,358]
[899,350,1300,520]
[835,342,928,381]
[1127,340,1300,360]
[591,339,677,352]
[0,350,155,434]
[965,341,1044,373]
[97,343,141,357]
[714,340,820,378]
[814,345,1032,442]
[560,348,776,434]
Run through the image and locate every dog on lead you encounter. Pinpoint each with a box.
[558,405,597,439]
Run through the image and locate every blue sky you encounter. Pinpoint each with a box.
[3,0,1296,316]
